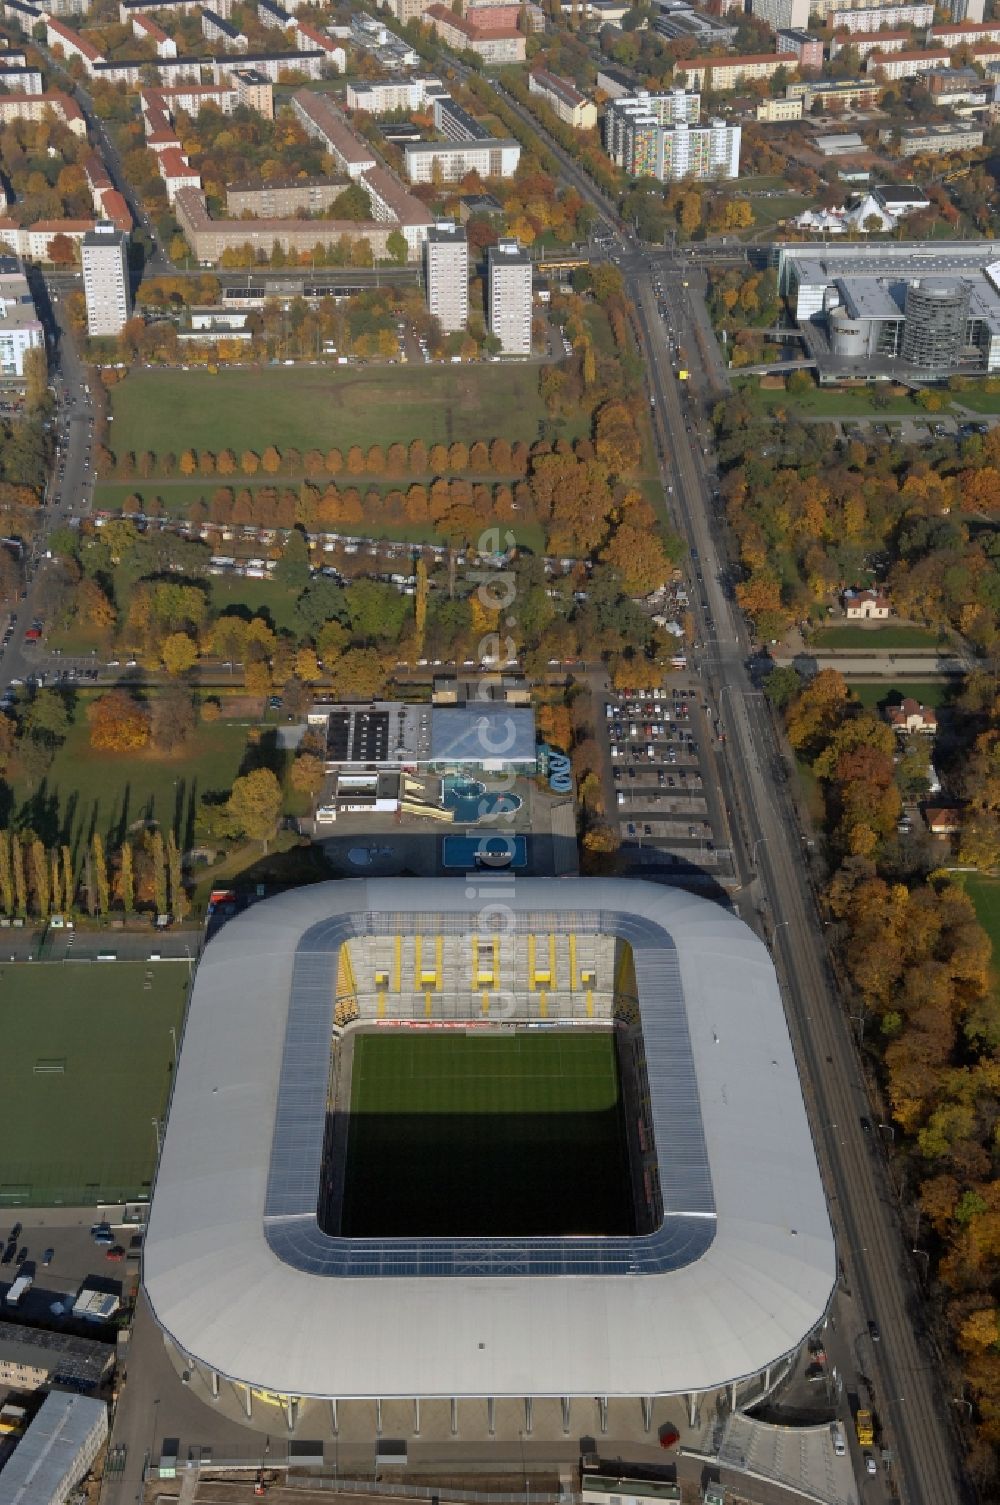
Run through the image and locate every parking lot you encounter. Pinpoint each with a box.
[601,682,737,889]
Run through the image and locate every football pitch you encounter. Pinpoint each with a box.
[341,1031,634,1238]
[0,962,189,1206]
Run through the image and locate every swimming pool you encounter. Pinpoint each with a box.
[441,775,523,825]
[442,835,528,869]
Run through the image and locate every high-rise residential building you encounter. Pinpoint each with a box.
[425,221,468,335]
[945,0,984,19]
[750,0,809,30]
[605,96,739,181]
[487,239,532,356]
[81,222,131,337]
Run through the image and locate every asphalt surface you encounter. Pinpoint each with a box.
[479,82,969,1505]
[631,262,965,1505]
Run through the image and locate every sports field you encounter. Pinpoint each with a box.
[341,1031,634,1238]
[0,961,189,1206]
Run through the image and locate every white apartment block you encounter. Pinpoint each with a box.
[944,0,984,20]
[0,63,42,90]
[929,19,1000,46]
[830,2,932,28]
[81,222,131,337]
[831,29,909,57]
[403,138,521,183]
[425,221,468,334]
[488,239,532,356]
[677,53,789,90]
[864,47,949,76]
[0,256,43,380]
[605,95,737,180]
[347,76,446,113]
[750,0,809,32]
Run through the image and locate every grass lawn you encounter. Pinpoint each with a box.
[209,576,302,634]
[10,716,249,856]
[341,1030,633,1238]
[962,875,1000,1007]
[850,680,955,710]
[0,961,189,1205]
[737,381,925,418]
[810,624,945,651]
[108,364,573,462]
[949,389,1000,414]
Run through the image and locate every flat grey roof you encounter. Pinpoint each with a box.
[0,1392,107,1505]
[143,879,835,1402]
[430,705,536,764]
[0,1321,113,1387]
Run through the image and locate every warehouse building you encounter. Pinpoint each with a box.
[0,1392,107,1505]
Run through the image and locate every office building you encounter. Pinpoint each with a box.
[0,1393,107,1505]
[652,6,739,46]
[0,1323,114,1392]
[425,221,468,334]
[0,255,42,380]
[81,221,131,337]
[488,238,532,355]
[897,120,984,153]
[778,239,1000,379]
[750,0,809,31]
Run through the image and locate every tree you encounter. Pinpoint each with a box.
[161,632,198,676]
[150,829,167,916]
[387,229,407,265]
[151,685,196,752]
[291,752,324,801]
[118,840,134,913]
[0,831,11,915]
[23,688,70,745]
[87,690,151,752]
[275,529,311,590]
[227,768,283,850]
[61,845,74,914]
[29,838,48,919]
[262,445,281,474]
[11,835,25,919]
[166,829,187,920]
[241,450,260,475]
[91,832,109,915]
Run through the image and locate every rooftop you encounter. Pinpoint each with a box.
[142,878,835,1402]
[0,1392,107,1505]
[0,1321,114,1387]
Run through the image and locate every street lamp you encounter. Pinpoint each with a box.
[878,1122,895,1143]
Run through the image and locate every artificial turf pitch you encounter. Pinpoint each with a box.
[341,1031,634,1238]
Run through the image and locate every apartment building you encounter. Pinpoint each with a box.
[0,90,86,135]
[776,27,824,66]
[44,17,104,70]
[929,19,1000,46]
[788,75,883,105]
[676,52,789,90]
[174,186,399,262]
[234,68,274,116]
[425,221,469,333]
[528,68,598,129]
[294,19,345,70]
[605,95,738,178]
[291,90,378,176]
[488,239,532,356]
[0,1326,113,1393]
[831,29,911,58]
[830,1,932,28]
[202,9,248,49]
[403,137,521,183]
[226,175,347,215]
[0,255,42,381]
[757,94,805,118]
[346,75,446,112]
[422,5,526,62]
[750,0,809,32]
[944,0,984,20]
[257,0,290,26]
[131,12,176,53]
[0,62,42,90]
[898,119,984,152]
[81,222,131,335]
[865,47,950,77]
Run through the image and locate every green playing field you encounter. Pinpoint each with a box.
[0,961,189,1206]
[340,1031,634,1238]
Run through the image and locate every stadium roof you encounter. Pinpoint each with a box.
[143,878,835,1402]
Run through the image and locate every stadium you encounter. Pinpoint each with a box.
[143,877,836,1441]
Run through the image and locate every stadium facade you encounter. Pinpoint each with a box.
[143,878,835,1436]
